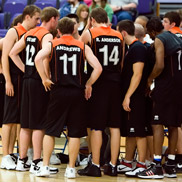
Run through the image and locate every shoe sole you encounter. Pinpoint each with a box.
[50,169,59,174]
[16,168,30,171]
[164,174,177,178]
[36,174,50,177]
[138,175,164,179]
[1,166,16,170]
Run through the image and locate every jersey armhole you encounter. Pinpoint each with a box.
[88,29,93,47]
[49,41,53,61]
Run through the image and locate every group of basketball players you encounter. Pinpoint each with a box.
[0,3,182,180]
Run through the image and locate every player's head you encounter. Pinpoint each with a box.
[22,5,41,28]
[134,23,145,41]
[135,15,149,33]
[10,14,23,28]
[57,17,75,35]
[146,16,163,40]
[90,7,108,26]
[163,11,181,30]
[41,7,59,30]
[117,20,135,36]
[66,14,80,35]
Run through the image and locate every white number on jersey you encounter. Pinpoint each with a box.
[99,45,119,66]
[177,50,182,70]
[26,44,36,66]
[59,54,77,75]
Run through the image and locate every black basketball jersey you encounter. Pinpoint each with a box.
[88,26,123,82]
[24,27,49,79]
[152,31,182,103]
[143,41,155,77]
[50,35,85,89]
[121,40,147,96]
[10,24,27,75]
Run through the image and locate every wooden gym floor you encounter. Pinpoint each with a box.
[0,135,181,182]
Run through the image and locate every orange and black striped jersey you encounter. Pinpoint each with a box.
[88,26,123,82]
[24,26,49,79]
[50,35,86,88]
[10,24,27,75]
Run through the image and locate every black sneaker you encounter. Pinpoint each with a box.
[56,153,69,164]
[137,163,164,179]
[176,163,182,173]
[163,163,177,178]
[77,164,91,176]
[104,163,117,176]
[78,164,101,177]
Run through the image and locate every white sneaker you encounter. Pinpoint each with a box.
[36,166,50,177]
[125,162,146,177]
[1,155,16,170]
[16,157,31,171]
[64,167,76,178]
[117,159,133,174]
[30,158,59,174]
[50,152,61,165]
[30,159,43,174]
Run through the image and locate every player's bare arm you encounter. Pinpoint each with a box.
[84,45,102,100]
[123,62,144,112]
[79,30,91,45]
[148,38,164,87]
[2,28,18,96]
[35,42,53,91]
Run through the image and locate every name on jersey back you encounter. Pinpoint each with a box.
[96,37,121,43]
[56,46,81,52]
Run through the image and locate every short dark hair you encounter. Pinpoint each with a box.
[164,11,181,27]
[117,20,135,35]
[90,7,108,24]
[41,7,59,22]
[146,16,163,33]
[66,13,79,23]
[57,17,75,35]
[22,5,41,21]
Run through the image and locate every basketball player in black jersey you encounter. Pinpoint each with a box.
[34,17,102,178]
[138,16,182,179]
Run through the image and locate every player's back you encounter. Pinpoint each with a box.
[50,35,86,89]
[153,31,182,103]
[88,26,123,82]
[24,27,49,80]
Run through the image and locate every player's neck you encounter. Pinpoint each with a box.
[21,21,30,31]
[125,35,136,45]
[40,22,52,31]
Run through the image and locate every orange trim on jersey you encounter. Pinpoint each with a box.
[14,24,27,40]
[143,41,147,44]
[130,38,138,45]
[169,27,182,34]
[51,35,84,50]
[90,26,123,40]
[24,27,49,44]
[54,43,58,82]
[50,41,54,60]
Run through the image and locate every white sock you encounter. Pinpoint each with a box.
[92,162,100,168]
[109,161,116,167]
